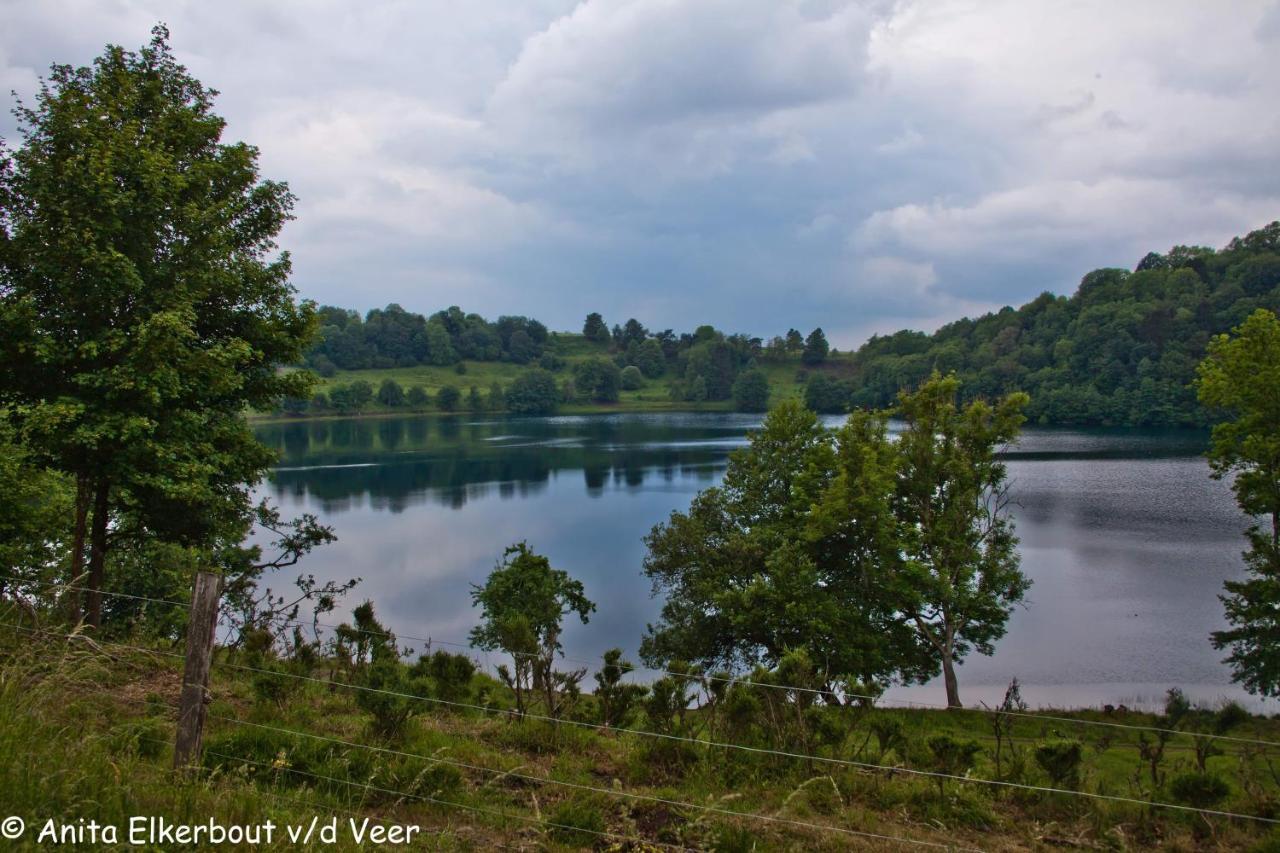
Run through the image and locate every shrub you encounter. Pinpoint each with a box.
[406,385,429,407]
[1034,739,1083,790]
[376,379,405,407]
[437,385,461,411]
[731,368,769,412]
[1170,772,1230,809]
[620,365,644,390]
[506,369,559,415]
[546,794,608,846]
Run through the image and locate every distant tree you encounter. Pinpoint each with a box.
[467,385,483,411]
[573,358,622,403]
[731,369,770,412]
[1198,309,1280,696]
[539,352,565,372]
[281,396,310,416]
[508,329,536,364]
[470,542,595,718]
[583,312,611,344]
[488,381,506,412]
[785,329,804,352]
[406,385,429,408]
[424,321,457,366]
[611,323,624,346]
[620,365,645,391]
[377,379,405,407]
[310,392,330,412]
[348,380,374,409]
[802,328,830,366]
[634,338,666,378]
[803,374,849,414]
[688,375,709,402]
[621,318,648,348]
[887,374,1030,707]
[437,385,461,412]
[506,369,559,415]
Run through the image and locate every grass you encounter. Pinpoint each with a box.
[253,334,852,421]
[6,614,1280,850]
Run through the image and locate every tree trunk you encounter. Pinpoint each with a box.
[69,475,90,622]
[85,478,110,629]
[941,650,961,709]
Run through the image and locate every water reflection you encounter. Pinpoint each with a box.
[252,413,1259,710]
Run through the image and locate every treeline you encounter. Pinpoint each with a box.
[820,222,1280,426]
[305,305,552,374]
[296,304,837,415]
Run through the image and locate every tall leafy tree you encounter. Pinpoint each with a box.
[470,542,595,718]
[888,374,1030,707]
[1198,309,1280,695]
[0,27,316,624]
[802,328,830,365]
[582,312,610,344]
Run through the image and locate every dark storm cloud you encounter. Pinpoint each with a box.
[2,0,1277,346]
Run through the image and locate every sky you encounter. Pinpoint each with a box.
[2,0,1278,347]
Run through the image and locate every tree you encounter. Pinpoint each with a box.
[582,312,610,344]
[437,385,461,412]
[470,543,595,718]
[641,400,925,692]
[467,385,483,411]
[1197,309,1280,695]
[406,385,429,408]
[620,365,644,391]
[888,373,1030,707]
[0,27,316,625]
[785,329,804,352]
[506,369,559,415]
[377,379,405,407]
[731,369,770,412]
[802,328,830,365]
[634,338,666,378]
[488,381,506,412]
[572,358,621,403]
[594,648,648,728]
[803,373,849,414]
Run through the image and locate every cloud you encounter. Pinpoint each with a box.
[1,1,1277,347]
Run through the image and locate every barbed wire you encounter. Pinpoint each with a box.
[3,618,1274,826]
[3,575,1274,749]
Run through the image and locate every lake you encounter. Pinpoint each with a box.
[253,412,1263,711]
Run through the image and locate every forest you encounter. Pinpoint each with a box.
[297,222,1280,427]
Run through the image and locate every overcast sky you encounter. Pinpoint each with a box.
[2,1,1278,346]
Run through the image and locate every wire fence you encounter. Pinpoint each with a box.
[4,579,1280,851]
[5,574,1275,748]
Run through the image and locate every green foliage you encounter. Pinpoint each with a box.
[573,358,622,402]
[1170,772,1231,809]
[594,648,648,728]
[546,794,608,846]
[731,368,770,412]
[406,385,429,407]
[583,312,611,344]
[470,543,594,718]
[802,328,829,366]
[0,26,323,626]
[888,374,1030,707]
[1198,309,1280,696]
[376,379,405,407]
[436,385,461,412]
[340,602,430,739]
[846,222,1280,426]
[1034,739,1084,790]
[505,369,559,415]
[410,650,476,704]
[925,734,983,797]
[802,373,849,413]
[620,365,645,391]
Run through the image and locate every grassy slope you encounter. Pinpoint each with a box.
[258,334,852,420]
[6,621,1280,851]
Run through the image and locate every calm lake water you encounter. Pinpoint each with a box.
[253,412,1262,711]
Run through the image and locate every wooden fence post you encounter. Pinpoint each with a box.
[174,570,221,771]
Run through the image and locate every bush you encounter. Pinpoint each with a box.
[406,385,429,407]
[377,379,405,407]
[731,368,769,412]
[436,385,461,411]
[1034,739,1083,789]
[546,794,608,846]
[1170,771,1230,809]
[539,352,564,371]
[573,358,622,402]
[803,373,848,413]
[620,365,644,390]
[506,369,559,415]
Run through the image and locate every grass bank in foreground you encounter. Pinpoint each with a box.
[4,618,1280,851]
